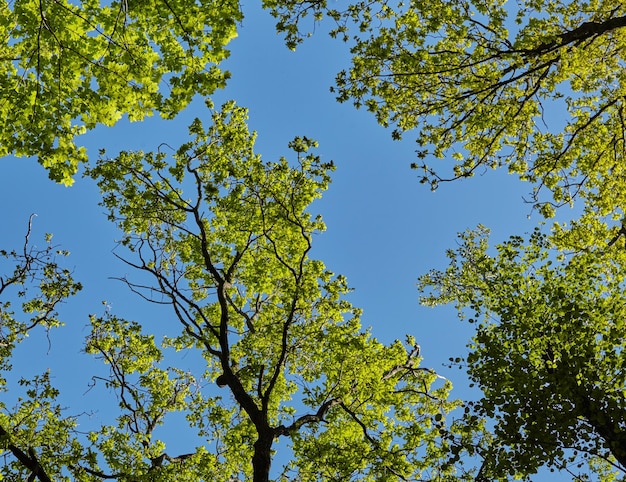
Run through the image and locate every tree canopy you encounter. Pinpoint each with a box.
[3,0,626,480]
[419,226,626,480]
[333,0,626,222]
[0,0,241,184]
[331,0,626,478]
[0,103,484,481]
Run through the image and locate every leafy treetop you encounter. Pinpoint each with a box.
[330,0,626,223]
[0,0,240,184]
[419,225,626,480]
[86,101,478,481]
[0,101,487,481]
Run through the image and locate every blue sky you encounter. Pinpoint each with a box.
[0,2,576,479]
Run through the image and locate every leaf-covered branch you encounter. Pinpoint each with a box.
[0,425,52,482]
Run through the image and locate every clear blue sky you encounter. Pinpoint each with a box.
[0,2,575,479]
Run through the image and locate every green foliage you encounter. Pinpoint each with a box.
[0,220,83,482]
[85,101,479,481]
[261,0,377,49]
[0,0,240,184]
[333,0,626,222]
[0,104,484,481]
[419,226,626,480]
[11,0,626,478]
[0,371,87,482]
[0,217,82,372]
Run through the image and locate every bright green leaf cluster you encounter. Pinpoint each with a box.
[0,0,241,184]
[334,0,626,224]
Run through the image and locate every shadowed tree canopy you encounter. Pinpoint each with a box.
[418,226,626,480]
[0,103,486,481]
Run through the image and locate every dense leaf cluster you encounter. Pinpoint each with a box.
[420,228,626,479]
[1,0,239,183]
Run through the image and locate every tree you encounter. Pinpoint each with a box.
[418,225,626,480]
[0,0,242,184]
[0,217,83,482]
[1,102,483,481]
[330,0,626,223]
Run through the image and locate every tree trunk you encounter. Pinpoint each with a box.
[578,390,626,469]
[252,428,274,482]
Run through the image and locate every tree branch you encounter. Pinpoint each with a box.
[525,15,626,56]
[0,425,52,482]
[339,402,379,446]
[274,397,342,437]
